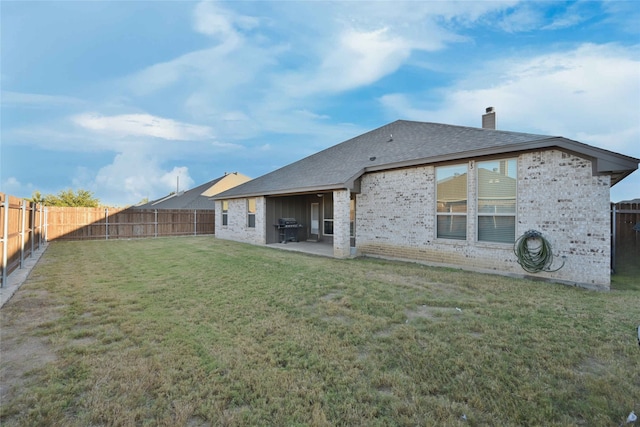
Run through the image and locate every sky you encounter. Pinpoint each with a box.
[1,0,639,206]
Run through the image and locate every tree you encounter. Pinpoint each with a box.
[41,189,101,207]
[29,191,46,204]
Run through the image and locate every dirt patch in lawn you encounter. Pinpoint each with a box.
[0,288,62,404]
[405,304,462,321]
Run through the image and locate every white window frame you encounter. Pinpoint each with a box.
[476,158,517,244]
[221,200,228,226]
[247,198,256,228]
[435,164,468,240]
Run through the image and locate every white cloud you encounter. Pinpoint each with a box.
[602,1,640,34]
[124,0,515,136]
[312,28,412,94]
[378,42,640,202]
[193,0,258,40]
[1,91,85,108]
[93,152,195,206]
[497,4,544,33]
[109,0,534,160]
[125,2,265,98]
[5,0,636,206]
[380,43,640,152]
[211,140,244,150]
[0,176,30,197]
[72,113,213,140]
[542,4,588,31]
[269,4,471,99]
[125,43,242,96]
[294,110,330,121]
[193,1,238,40]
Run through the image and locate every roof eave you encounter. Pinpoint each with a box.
[362,137,639,186]
[212,136,639,199]
[211,183,349,200]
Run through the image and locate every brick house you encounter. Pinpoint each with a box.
[212,110,638,290]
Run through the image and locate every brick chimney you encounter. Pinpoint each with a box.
[482,106,496,130]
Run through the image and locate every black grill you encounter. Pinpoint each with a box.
[275,218,303,243]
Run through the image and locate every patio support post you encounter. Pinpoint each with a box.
[333,189,351,258]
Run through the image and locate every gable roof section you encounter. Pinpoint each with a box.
[214,120,639,199]
[133,176,223,210]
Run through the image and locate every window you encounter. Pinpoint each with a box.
[222,200,228,226]
[477,159,517,243]
[247,198,256,228]
[436,164,467,240]
[323,197,333,235]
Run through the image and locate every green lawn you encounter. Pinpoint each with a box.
[1,237,639,426]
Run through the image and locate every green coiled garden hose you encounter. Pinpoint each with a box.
[514,230,565,273]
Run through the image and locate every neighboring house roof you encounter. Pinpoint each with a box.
[135,172,251,209]
[213,120,639,199]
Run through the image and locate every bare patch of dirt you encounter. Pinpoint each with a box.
[376,386,394,397]
[187,415,212,427]
[321,314,352,325]
[0,287,62,405]
[405,305,461,321]
[365,270,468,296]
[320,292,341,301]
[575,357,608,377]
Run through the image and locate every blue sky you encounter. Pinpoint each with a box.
[2,0,639,206]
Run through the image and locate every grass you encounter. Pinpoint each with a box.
[612,250,640,292]
[1,236,639,426]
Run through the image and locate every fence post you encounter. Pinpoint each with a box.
[20,200,26,269]
[154,209,158,238]
[611,204,617,273]
[1,196,8,288]
[42,205,47,245]
[31,202,35,254]
[105,208,109,240]
[194,209,197,236]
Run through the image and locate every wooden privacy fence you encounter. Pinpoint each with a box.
[1,192,215,287]
[46,207,215,241]
[611,201,640,273]
[0,193,46,287]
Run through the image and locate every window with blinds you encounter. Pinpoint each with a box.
[436,164,468,240]
[222,200,228,226]
[247,198,256,228]
[477,159,517,243]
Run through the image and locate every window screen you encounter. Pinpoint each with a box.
[436,164,467,240]
[477,159,517,243]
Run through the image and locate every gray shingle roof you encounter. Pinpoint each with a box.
[134,177,224,210]
[214,119,639,199]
